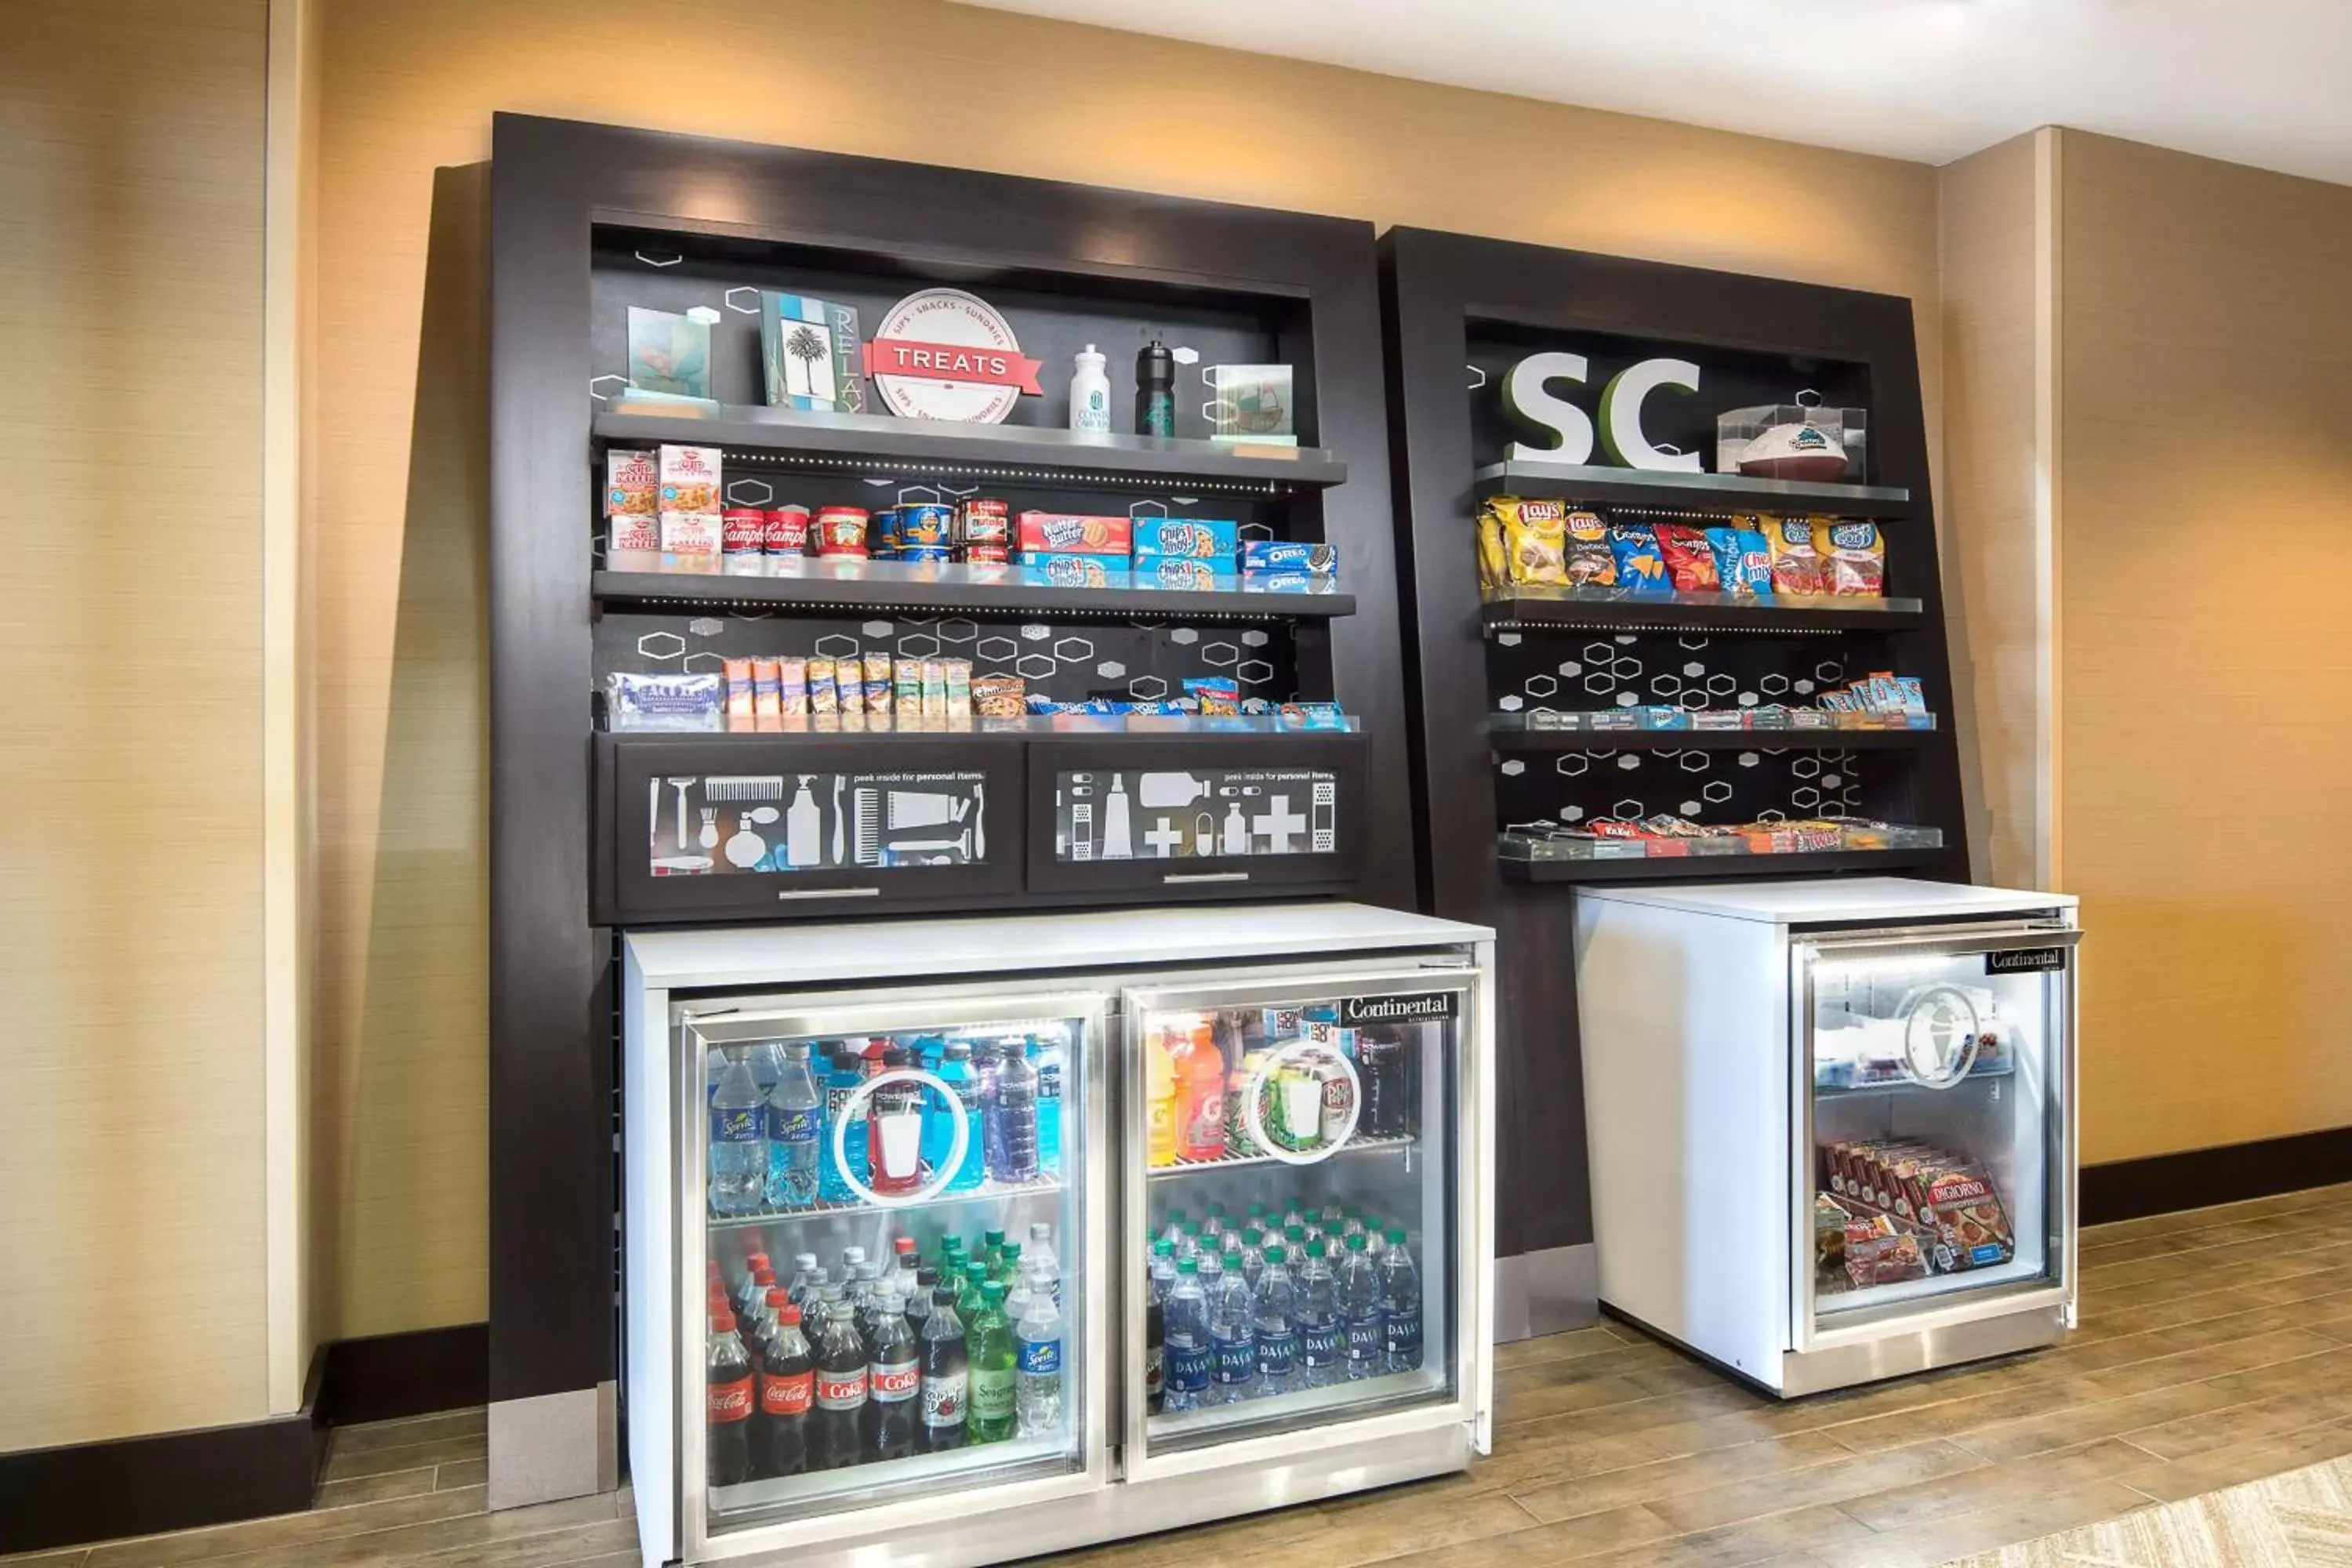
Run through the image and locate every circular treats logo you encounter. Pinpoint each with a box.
[862,289,1043,424]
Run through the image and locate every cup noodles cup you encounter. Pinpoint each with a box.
[764,505,811,554]
[721,508,767,557]
[815,506,870,557]
[657,445,721,514]
[660,512,722,572]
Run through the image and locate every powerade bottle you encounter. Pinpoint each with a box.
[1162,1257,1212,1412]
[1031,1036,1065,1177]
[935,1042,985,1193]
[1254,1244,1301,1397]
[992,1044,1040,1185]
[818,1047,865,1204]
[1208,1247,1257,1406]
[1381,1229,1424,1373]
[1296,1239,1341,1389]
[708,1049,766,1217]
[1338,1233,1385,1382]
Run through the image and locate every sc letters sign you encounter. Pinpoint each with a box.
[1501,351,1704,471]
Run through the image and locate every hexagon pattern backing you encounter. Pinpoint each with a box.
[1486,630,1912,828]
[598,609,1301,710]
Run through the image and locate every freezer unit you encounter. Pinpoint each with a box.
[1575,878,2079,1396]
[622,904,1494,1568]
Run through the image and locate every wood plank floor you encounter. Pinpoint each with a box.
[12,1183,2352,1568]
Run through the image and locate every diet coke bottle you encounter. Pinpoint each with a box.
[809,1297,869,1471]
[866,1290,920,1461]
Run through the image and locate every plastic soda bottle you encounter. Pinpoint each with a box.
[1015,1283,1065,1436]
[753,1302,811,1478]
[809,1297,868,1470]
[763,1042,822,1209]
[1026,1221,1061,1307]
[706,1311,753,1485]
[865,1292,920,1461]
[708,1049,766,1216]
[967,1282,1018,1443]
[918,1287,967,1452]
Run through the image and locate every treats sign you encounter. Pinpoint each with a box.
[864,289,1044,423]
[1501,351,1704,472]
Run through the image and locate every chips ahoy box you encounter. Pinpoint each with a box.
[1130,516,1239,560]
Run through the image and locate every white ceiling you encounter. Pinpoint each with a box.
[957,0,2352,185]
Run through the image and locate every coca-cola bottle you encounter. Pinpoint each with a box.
[707,1311,753,1486]
[918,1285,968,1453]
[866,1290,920,1461]
[753,1301,812,1479]
[809,1296,869,1471]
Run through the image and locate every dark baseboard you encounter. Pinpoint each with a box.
[316,1322,489,1428]
[0,1321,488,1555]
[2082,1127,2352,1226]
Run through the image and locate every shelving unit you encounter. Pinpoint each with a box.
[593,407,1347,497]
[706,1172,1066,1230]
[1471,459,1912,519]
[1482,588,1924,636]
[1498,849,1946,884]
[593,564,1356,622]
[1148,1132,1417,1178]
[1489,724,1938,753]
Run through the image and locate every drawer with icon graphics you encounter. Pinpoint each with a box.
[596,735,1024,923]
[1022,734,1368,903]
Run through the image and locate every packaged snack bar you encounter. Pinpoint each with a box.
[1608,521,1669,593]
[863,652,894,716]
[920,659,948,719]
[605,670,721,733]
[1652,524,1721,592]
[1812,518,1886,597]
[1563,510,1615,586]
[1494,495,1570,586]
[971,673,1025,718]
[806,658,838,715]
[723,657,754,721]
[837,655,865,717]
[1766,515,1831,595]
[1475,500,1511,591]
[777,657,808,717]
[892,659,921,715]
[1704,524,1774,595]
[751,658,782,719]
[943,659,973,720]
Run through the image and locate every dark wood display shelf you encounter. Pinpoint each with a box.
[1482,590,1925,636]
[593,408,1347,497]
[1473,459,1912,519]
[1499,848,1946,884]
[1489,725,1938,752]
[593,568,1356,622]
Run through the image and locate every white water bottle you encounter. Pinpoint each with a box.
[1069,344,1111,434]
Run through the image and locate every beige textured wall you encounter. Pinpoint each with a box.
[310,0,1944,1335]
[2057,131,2352,1164]
[1938,132,2049,890]
[0,0,270,1448]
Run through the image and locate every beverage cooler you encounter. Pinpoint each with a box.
[1575,878,2079,1396]
[622,904,1494,1568]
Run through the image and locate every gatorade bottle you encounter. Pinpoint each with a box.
[1174,1025,1228,1162]
[707,1311,753,1485]
[1145,1029,1180,1168]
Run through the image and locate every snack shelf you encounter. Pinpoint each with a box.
[1488,721,1936,752]
[593,407,1347,497]
[1472,459,1913,520]
[706,1172,1065,1231]
[1146,1131,1417,1178]
[1498,848,1947,884]
[619,715,1359,742]
[593,563,1355,623]
[1483,588,1926,636]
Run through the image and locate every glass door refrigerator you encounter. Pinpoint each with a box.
[622,904,1493,1568]
[1573,877,2078,1396]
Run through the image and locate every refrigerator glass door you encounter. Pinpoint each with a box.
[1120,960,1477,1479]
[1798,927,2078,1343]
[677,982,1109,1556]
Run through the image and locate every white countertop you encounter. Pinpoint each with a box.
[625,902,1492,989]
[1574,876,2075,926]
